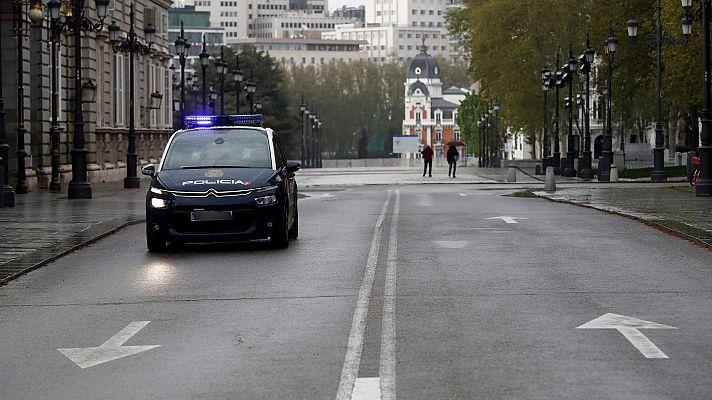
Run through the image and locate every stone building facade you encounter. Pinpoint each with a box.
[0,0,173,193]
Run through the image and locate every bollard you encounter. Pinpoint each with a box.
[609,164,618,182]
[507,166,517,183]
[544,166,556,192]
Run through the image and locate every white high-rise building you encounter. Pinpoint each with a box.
[323,0,464,63]
[183,0,327,39]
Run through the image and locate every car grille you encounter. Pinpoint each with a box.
[166,188,255,198]
[170,209,257,234]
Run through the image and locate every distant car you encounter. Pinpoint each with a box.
[142,114,300,251]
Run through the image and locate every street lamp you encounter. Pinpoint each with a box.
[308,112,315,168]
[540,67,552,174]
[0,12,12,206]
[174,21,190,121]
[50,0,111,199]
[681,0,712,196]
[209,87,217,114]
[245,78,256,114]
[311,113,318,168]
[12,0,43,195]
[317,119,323,168]
[233,55,243,113]
[48,0,62,193]
[578,36,595,180]
[563,45,577,177]
[299,99,306,166]
[553,50,563,175]
[253,100,262,114]
[627,0,687,182]
[199,35,210,113]
[599,22,618,182]
[477,117,485,168]
[191,82,200,113]
[216,46,226,115]
[493,100,501,168]
[108,2,156,189]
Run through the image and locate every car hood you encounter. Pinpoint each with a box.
[156,168,276,191]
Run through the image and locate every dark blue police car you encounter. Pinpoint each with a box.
[142,115,299,251]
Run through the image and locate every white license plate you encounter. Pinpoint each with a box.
[191,211,233,221]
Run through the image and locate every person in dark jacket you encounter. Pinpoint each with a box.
[421,145,434,177]
[447,145,459,178]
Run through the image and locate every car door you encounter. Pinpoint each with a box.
[273,136,295,225]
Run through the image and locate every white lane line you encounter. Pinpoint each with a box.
[618,328,670,359]
[459,193,467,197]
[335,191,393,400]
[352,378,381,400]
[380,190,399,400]
[434,240,469,249]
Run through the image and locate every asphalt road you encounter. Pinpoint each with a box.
[1,184,711,399]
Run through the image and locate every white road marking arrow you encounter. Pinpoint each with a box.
[577,313,677,359]
[58,321,161,368]
[486,216,527,224]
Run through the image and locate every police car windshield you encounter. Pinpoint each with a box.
[162,128,272,170]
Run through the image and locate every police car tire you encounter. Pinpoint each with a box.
[288,202,298,240]
[271,206,290,249]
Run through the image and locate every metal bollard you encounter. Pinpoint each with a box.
[507,166,517,183]
[610,164,619,182]
[544,166,556,192]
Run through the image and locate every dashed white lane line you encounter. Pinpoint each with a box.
[434,240,469,249]
[352,378,381,400]
[380,190,399,400]
[335,191,393,400]
[459,193,467,197]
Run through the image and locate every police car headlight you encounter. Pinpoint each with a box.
[150,186,164,195]
[150,198,170,209]
[254,194,278,206]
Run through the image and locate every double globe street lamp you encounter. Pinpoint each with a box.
[48,0,112,199]
[173,22,191,121]
[599,24,618,182]
[577,36,595,180]
[108,2,156,189]
[681,0,712,196]
[233,56,243,113]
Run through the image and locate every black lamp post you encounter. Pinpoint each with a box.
[317,118,322,168]
[12,0,41,195]
[191,82,199,113]
[0,15,12,206]
[209,87,217,114]
[477,117,483,167]
[553,50,563,175]
[493,100,501,168]
[216,46,226,115]
[233,55,243,113]
[174,21,190,121]
[299,100,306,166]
[599,22,618,182]
[245,78,256,114]
[47,0,62,193]
[199,35,209,113]
[682,0,712,196]
[311,113,318,168]
[563,45,578,177]
[578,36,595,179]
[541,67,552,174]
[108,2,155,189]
[308,112,315,168]
[50,0,111,199]
[627,0,687,182]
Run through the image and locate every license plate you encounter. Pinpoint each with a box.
[191,210,233,221]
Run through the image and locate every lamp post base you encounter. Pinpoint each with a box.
[651,147,667,182]
[68,182,92,199]
[563,151,576,177]
[579,152,593,179]
[552,152,561,175]
[49,181,61,193]
[597,152,613,182]
[124,177,141,189]
[651,170,668,183]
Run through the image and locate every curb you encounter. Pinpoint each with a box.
[0,218,145,287]
[534,192,712,251]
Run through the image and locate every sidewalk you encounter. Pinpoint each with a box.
[1,168,710,286]
[0,182,146,284]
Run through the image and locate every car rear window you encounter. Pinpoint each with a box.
[162,128,272,170]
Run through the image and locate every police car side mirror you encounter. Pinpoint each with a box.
[286,161,300,173]
[141,164,156,177]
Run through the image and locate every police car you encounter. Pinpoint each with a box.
[142,114,299,251]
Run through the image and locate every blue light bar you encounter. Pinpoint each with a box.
[184,114,265,128]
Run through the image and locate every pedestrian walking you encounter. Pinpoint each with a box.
[447,144,459,178]
[421,145,434,177]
